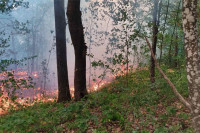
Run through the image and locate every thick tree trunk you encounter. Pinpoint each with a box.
[54,0,71,102]
[67,0,88,101]
[150,0,159,83]
[182,0,200,132]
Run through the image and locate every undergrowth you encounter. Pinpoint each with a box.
[0,66,193,133]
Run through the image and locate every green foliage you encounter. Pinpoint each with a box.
[166,106,177,116]
[0,69,34,111]
[178,113,189,120]
[0,0,34,112]
[102,109,124,124]
[0,0,29,13]
[0,66,193,132]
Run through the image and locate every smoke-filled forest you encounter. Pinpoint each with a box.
[0,0,200,132]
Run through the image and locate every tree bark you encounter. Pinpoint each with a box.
[54,0,71,102]
[150,0,159,83]
[182,0,200,132]
[67,0,88,101]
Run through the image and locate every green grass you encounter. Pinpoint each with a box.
[0,66,193,133]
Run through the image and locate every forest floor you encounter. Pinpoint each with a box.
[0,66,193,133]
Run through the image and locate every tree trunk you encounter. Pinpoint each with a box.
[11,34,17,70]
[174,28,178,68]
[54,0,71,102]
[67,0,88,101]
[168,26,175,66]
[31,26,36,73]
[159,0,170,65]
[88,11,93,88]
[150,0,159,83]
[168,0,181,67]
[182,0,200,132]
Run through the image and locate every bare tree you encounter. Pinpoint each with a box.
[67,0,88,101]
[168,0,181,67]
[159,0,170,64]
[54,0,71,102]
[150,0,161,83]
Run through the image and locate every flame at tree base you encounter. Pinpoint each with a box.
[0,65,137,115]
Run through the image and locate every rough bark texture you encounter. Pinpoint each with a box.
[54,0,71,102]
[150,0,159,83]
[67,0,88,101]
[182,0,200,132]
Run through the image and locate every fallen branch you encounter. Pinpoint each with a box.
[144,36,192,111]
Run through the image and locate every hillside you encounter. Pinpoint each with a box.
[0,67,193,133]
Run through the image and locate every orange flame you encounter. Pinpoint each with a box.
[0,64,136,115]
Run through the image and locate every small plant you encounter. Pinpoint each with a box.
[0,67,192,132]
[166,106,177,116]
[0,69,34,112]
[102,109,124,125]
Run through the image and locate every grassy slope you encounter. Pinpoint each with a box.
[0,67,193,133]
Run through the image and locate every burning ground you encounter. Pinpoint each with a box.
[0,68,114,115]
[0,63,134,115]
[0,67,193,133]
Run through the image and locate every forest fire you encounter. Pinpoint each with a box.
[0,70,55,115]
[0,70,106,115]
[0,65,133,115]
[89,80,110,91]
